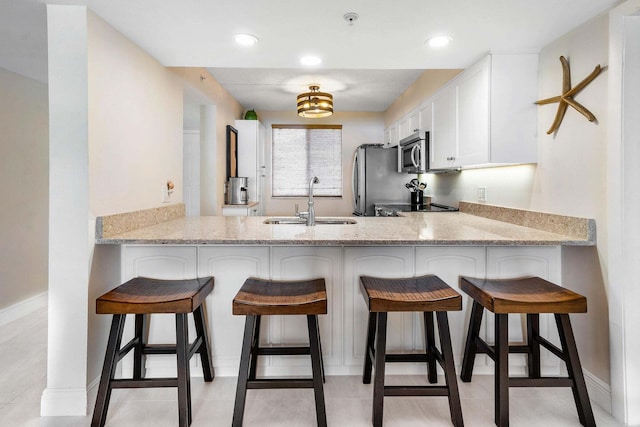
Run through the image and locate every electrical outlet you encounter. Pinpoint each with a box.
[477,186,487,203]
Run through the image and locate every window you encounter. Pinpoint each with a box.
[272,125,342,197]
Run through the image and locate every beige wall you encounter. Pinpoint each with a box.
[170,68,244,215]
[384,69,462,126]
[88,14,184,215]
[0,68,48,311]
[257,111,384,217]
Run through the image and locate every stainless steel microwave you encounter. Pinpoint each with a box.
[399,131,428,173]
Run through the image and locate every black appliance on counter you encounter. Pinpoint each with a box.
[374,203,459,216]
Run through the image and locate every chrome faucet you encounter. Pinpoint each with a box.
[297,176,319,226]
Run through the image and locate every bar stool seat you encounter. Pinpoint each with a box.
[92,276,215,427]
[232,277,327,427]
[360,274,464,427]
[459,275,595,427]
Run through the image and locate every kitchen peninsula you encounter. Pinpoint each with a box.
[96,202,595,378]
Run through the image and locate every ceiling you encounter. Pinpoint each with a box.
[0,0,620,112]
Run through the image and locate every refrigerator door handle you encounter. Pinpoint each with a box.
[352,150,359,207]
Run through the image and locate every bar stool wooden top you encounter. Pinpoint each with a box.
[232,277,327,316]
[459,275,587,314]
[96,276,214,314]
[360,274,462,312]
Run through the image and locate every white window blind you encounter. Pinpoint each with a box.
[272,125,343,197]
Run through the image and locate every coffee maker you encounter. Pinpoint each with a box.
[224,177,249,205]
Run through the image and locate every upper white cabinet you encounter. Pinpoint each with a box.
[384,122,398,148]
[235,120,266,215]
[430,53,538,169]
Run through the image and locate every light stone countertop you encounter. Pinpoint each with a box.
[96,211,595,246]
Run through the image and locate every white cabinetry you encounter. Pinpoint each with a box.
[221,202,261,216]
[197,246,270,375]
[235,120,266,215]
[429,53,538,170]
[343,247,415,369]
[483,246,562,375]
[270,247,343,373]
[415,247,486,361]
[431,83,458,168]
[384,122,398,148]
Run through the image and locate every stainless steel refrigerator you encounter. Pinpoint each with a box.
[352,144,415,216]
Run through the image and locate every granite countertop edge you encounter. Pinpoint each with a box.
[94,202,596,247]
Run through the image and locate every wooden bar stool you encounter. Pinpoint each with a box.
[232,277,327,427]
[360,274,464,427]
[92,276,215,427]
[459,275,595,427]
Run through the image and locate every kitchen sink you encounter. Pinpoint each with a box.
[263,217,357,225]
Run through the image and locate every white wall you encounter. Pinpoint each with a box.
[256,111,385,217]
[0,67,48,311]
[43,5,186,415]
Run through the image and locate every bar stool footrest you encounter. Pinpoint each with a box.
[510,377,575,387]
[256,346,311,356]
[110,378,179,388]
[384,385,450,397]
[247,379,315,389]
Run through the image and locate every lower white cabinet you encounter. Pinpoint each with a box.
[415,246,486,362]
[270,246,343,374]
[343,247,415,370]
[120,244,562,377]
[221,202,261,216]
[197,246,270,375]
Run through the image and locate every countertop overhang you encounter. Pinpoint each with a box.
[96,208,595,247]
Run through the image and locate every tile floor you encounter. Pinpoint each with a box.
[0,307,623,426]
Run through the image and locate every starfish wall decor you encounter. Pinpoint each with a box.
[535,56,602,134]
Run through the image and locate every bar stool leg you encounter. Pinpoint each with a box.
[526,314,541,379]
[436,312,464,427]
[555,314,596,427]
[133,314,148,380]
[424,311,438,383]
[315,317,326,383]
[175,313,191,427]
[362,312,377,384]
[233,315,257,427]
[248,315,261,380]
[92,314,126,427]
[495,313,509,427]
[461,301,484,382]
[307,315,327,427]
[372,312,388,427]
[193,304,214,382]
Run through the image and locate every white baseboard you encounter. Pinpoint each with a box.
[0,291,47,327]
[40,387,88,416]
[584,369,612,414]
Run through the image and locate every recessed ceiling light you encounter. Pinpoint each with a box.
[300,55,322,66]
[234,33,258,46]
[427,35,452,48]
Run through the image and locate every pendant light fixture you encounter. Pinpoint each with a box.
[297,85,333,118]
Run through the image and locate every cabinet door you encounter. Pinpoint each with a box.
[430,85,457,169]
[271,247,343,373]
[415,247,486,364]
[417,102,432,134]
[408,109,420,135]
[198,246,270,375]
[343,247,415,368]
[398,116,411,140]
[221,205,249,216]
[486,246,562,375]
[457,56,490,166]
[121,246,198,377]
